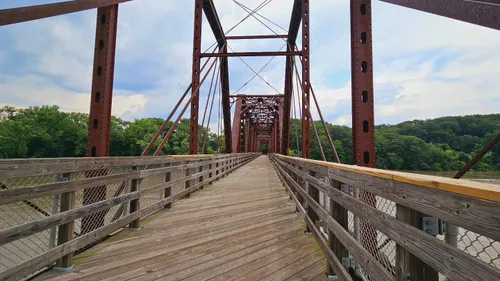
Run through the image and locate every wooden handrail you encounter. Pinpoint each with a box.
[275,154,500,203]
[270,154,500,281]
[0,153,258,281]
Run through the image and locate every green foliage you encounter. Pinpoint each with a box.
[0,106,222,158]
[289,114,500,171]
[1,105,498,172]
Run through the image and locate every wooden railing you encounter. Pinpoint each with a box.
[270,154,500,281]
[0,153,258,281]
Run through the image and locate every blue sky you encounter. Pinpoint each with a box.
[0,0,499,130]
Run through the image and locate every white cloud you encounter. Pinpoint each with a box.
[0,0,499,129]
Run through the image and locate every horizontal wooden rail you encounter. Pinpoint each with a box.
[270,154,500,281]
[0,153,258,281]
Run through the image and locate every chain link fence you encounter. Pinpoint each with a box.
[0,154,257,280]
[271,155,500,281]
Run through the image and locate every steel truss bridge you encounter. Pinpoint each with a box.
[0,1,500,281]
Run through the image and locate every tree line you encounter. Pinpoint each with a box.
[0,105,499,171]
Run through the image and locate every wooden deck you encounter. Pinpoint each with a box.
[35,156,327,281]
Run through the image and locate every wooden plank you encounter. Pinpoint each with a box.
[274,154,500,203]
[70,218,304,281]
[273,163,352,281]
[329,179,349,276]
[129,166,140,229]
[0,191,140,246]
[55,181,75,269]
[0,153,256,178]
[209,238,319,281]
[274,159,400,281]
[287,258,327,281]
[396,204,438,281]
[326,166,500,242]
[1,211,140,281]
[138,233,310,281]
[301,168,500,281]
[0,171,139,205]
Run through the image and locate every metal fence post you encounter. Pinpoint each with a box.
[129,166,140,229]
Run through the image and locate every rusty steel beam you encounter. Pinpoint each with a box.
[203,0,226,47]
[232,97,243,153]
[288,0,302,45]
[83,4,119,235]
[226,34,288,40]
[201,51,302,57]
[351,0,378,267]
[379,0,500,31]
[220,47,232,153]
[87,5,118,158]
[189,0,203,155]
[0,0,131,26]
[231,94,285,98]
[351,0,376,167]
[281,50,293,156]
[454,133,500,179]
[301,0,311,159]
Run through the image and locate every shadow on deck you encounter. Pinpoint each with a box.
[35,156,327,281]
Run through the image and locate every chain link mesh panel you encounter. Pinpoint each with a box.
[0,154,255,278]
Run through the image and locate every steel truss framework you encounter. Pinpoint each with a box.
[2,0,500,276]
[3,0,498,159]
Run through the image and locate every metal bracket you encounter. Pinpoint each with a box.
[342,257,355,268]
[422,217,446,236]
[340,184,350,194]
[54,264,75,272]
[328,275,339,280]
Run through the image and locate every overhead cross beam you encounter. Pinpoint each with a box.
[0,0,132,26]
[379,0,500,31]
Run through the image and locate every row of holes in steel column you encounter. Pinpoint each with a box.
[91,14,109,157]
[303,0,310,156]
[190,2,202,154]
[360,3,371,164]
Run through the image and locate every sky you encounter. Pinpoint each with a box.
[0,0,499,131]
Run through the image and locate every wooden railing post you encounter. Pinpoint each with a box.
[56,173,75,270]
[305,170,319,233]
[164,171,172,209]
[396,204,439,281]
[208,163,213,183]
[198,160,204,189]
[185,162,191,198]
[129,166,140,229]
[329,179,349,277]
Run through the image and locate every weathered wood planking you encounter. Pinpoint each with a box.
[274,161,394,281]
[273,156,500,281]
[277,154,500,203]
[0,153,254,178]
[1,153,258,280]
[31,155,327,281]
[275,154,500,242]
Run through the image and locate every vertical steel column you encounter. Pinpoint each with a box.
[220,48,232,153]
[282,53,293,155]
[232,97,243,153]
[83,5,118,234]
[189,0,203,155]
[244,118,250,152]
[87,5,118,158]
[278,98,285,154]
[301,0,311,159]
[351,0,377,258]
